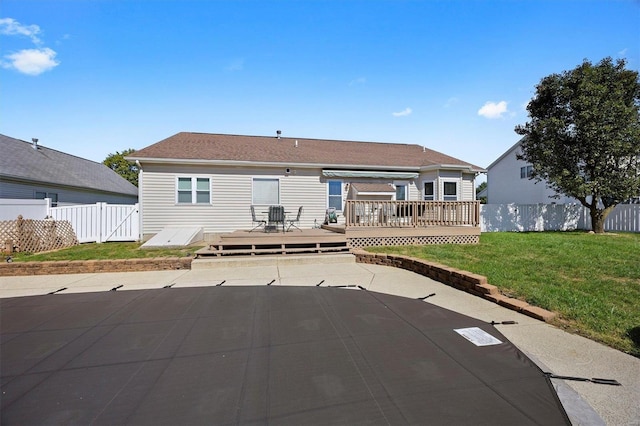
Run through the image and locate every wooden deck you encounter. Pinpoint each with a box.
[197,201,481,256]
[322,224,480,248]
[196,223,480,257]
[196,228,349,257]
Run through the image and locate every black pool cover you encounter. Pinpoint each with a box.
[1,286,570,425]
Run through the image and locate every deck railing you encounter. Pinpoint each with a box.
[344,200,480,228]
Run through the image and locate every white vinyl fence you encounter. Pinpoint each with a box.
[48,203,139,243]
[0,198,50,220]
[480,203,640,233]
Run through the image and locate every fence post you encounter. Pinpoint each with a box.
[97,202,104,244]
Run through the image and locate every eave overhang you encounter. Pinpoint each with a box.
[127,156,486,173]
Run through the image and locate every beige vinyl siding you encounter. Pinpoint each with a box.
[141,170,215,234]
[462,173,475,201]
[438,170,461,179]
[139,163,479,237]
[419,172,438,200]
[281,170,327,228]
[140,164,328,235]
[417,171,477,202]
[407,180,420,201]
[438,171,462,201]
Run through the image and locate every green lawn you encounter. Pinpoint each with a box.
[369,232,640,357]
[9,242,203,261]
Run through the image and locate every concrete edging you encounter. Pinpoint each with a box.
[352,249,557,323]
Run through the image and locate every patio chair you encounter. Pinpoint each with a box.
[268,205,286,233]
[286,206,303,231]
[250,205,267,232]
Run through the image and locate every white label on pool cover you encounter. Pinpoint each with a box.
[454,327,502,346]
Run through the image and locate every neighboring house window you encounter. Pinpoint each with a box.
[253,178,280,205]
[35,191,58,207]
[328,180,343,210]
[395,184,407,201]
[443,181,458,201]
[177,177,211,204]
[520,165,533,179]
[423,182,435,201]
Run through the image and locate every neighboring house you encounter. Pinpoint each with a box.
[486,139,577,204]
[128,132,485,240]
[0,134,138,207]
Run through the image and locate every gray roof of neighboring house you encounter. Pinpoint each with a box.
[129,132,486,172]
[0,134,138,197]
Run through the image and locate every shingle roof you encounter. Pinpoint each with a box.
[129,132,485,171]
[0,134,138,196]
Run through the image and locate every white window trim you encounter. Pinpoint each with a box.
[252,177,281,206]
[423,180,436,201]
[327,179,343,210]
[35,191,58,206]
[175,176,212,205]
[520,165,534,179]
[442,180,459,201]
[393,182,408,201]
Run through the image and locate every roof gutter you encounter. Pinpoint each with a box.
[0,175,138,197]
[126,156,422,172]
[127,157,486,173]
[420,164,487,173]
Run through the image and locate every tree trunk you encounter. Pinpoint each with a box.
[589,205,615,234]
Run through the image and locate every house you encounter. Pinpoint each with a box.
[129,132,485,241]
[486,138,577,204]
[0,134,138,207]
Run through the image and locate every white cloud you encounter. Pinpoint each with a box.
[618,48,628,58]
[477,101,508,119]
[2,48,59,75]
[0,17,60,75]
[0,18,42,45]
[392,107,412,117]
[349,77,366,86]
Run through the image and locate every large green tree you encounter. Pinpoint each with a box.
[515,57,640,233]
[103,148,139,187]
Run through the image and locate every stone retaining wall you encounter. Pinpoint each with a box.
[352,249,556,322]
[0,257,192,276]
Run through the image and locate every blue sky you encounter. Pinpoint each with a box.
[1,0,638,181]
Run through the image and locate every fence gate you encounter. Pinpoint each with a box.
[48,203,139,243]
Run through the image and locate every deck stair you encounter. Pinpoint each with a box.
[196,228,349,257]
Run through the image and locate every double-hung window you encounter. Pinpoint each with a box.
[443,181,458,201]
[252,178,280,205]
[395,184,407,201]
[177,177,211,204]
[423,182,435,201]
[520,165,533,179]
[328,180,343,210]
[35,191,58,207]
